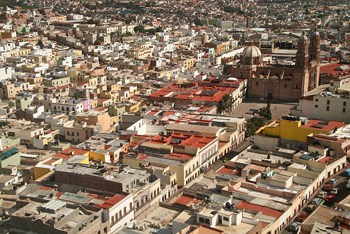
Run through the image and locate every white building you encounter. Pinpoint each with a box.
[51,99,84,114]
[0,67,14,81]
[292,81,350,123]
[108,194,135,233]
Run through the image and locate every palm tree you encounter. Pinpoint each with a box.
[217,94,234,114]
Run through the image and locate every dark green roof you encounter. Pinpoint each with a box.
[0,148,19,161]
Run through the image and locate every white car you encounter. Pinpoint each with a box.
[317,191,328,199]
[329,179,338,184]
[330,188,339,195]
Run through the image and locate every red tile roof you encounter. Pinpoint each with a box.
[175,195,200,206]
[54,147,89,160]
[318,156,332,164]
[235,201,282,218]
[100,194,126,209]
[164,153,193,161]
[216,166,239,175]
[320,63,350,79]
[42,159,59,165]
[303,120,345,132]
[150,82,240,104]
[39,186,54,191]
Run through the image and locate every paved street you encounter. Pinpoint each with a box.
[231,99,297,120]
[283,168,350,233]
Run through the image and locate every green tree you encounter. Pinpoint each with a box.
[259,106,272,121]
[246,117,267,137]
[134,25,145,33]
[193,18,203,26]
[223,6,235,13]
[217,95,234,114]
[155,27,163,33]
[245,104,273,137]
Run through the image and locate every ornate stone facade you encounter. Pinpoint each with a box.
[230,32,321,102]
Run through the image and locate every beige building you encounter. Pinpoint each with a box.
[0,82,22,99]
[43,76,71,87]
[6,123,44,147]
[75,111,112,133]
[64,122,95,144]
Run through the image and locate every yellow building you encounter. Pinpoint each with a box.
[34,157,64,180]
[88,144,125,163]
[256,116,345,143]
[70,74,98,87]
[1,82,22,99]
[178,57,196,70]
[124,101,142,113]
[100,90,120,103]
[128,48,153,59]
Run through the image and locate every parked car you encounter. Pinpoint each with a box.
[317,191,328,199]
[323,183,334,191]
[287,222,301,232]
[329,179,338,185]
[305,204,316,213]
[330,188,339,195]
[312,198,324,206]
[296,213,307,222]
[325,195,335,203]
[343,168,350,177]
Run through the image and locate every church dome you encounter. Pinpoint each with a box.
[241,45,262,66]
[242,45,262,59]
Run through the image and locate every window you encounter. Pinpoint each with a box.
[315,105,318,108]
[327,100,330,105]
[284,84,287,89]
[295,85,299,89]
[343,108,346,113]
[72,132,75,136]
[67,131,70,136]
[199,217,204,223]
[256,81,258,86]
[315,99,318,102]
[326,106,329,111]
[223,217,229,221]
[344,102,347,106]
[204,219,210,224]
[76,132,79,136]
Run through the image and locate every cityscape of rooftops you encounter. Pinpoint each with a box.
[0,0,349,233]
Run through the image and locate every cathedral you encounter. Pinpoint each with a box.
[230,31,321,102]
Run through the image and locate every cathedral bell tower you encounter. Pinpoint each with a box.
[309,29,321,89]
[295,32,309,70]
[309,30,321,62]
